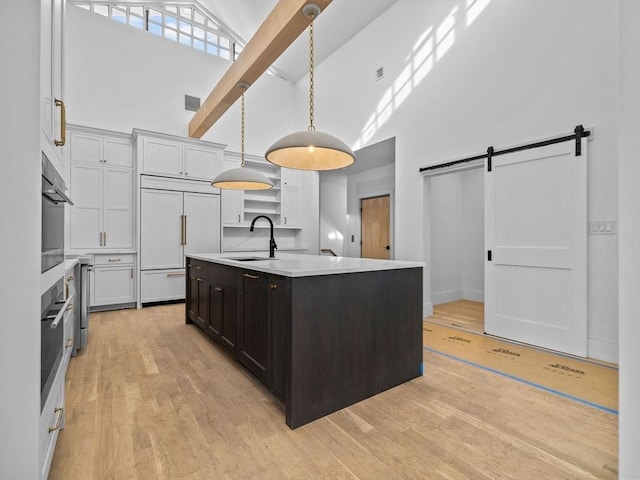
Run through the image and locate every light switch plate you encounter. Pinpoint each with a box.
[589,220,616,235]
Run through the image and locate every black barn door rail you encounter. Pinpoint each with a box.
[419,125,590,174]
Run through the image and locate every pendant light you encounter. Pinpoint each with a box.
[265,3,356,171]
[211,83,274,190]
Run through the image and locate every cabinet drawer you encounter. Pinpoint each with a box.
[141,269,186,303]
[187,258,208,273]
[40,365,65,480]
[208,263,237,285]
[94,254,135,265]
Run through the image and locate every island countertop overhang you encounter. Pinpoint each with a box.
[186,252,423,277]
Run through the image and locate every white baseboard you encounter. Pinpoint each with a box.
[588,338,618,364]
[432,289,463,305]
[462,289,484,302]
[423,302,433,318]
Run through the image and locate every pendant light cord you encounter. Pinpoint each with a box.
[308,13,315,132]
[241,88,246,167]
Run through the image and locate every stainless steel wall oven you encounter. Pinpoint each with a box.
[40,279,71,410]
[41,152,72,273]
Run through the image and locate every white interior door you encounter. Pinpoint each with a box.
[485,139,587,356]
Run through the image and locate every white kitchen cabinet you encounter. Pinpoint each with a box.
[137,131,224,181]
[68,128,132,168]
[281,167,301,188]
[67,126,134,251]
[139,177,220,303]
[222,189,244,225]
[141,189,220,269]
[69,163,133,249]
[185,144,221,180]
[91,254,136,308]
[140,269,185,303]
[140,189,184,269]
[281,186,301,227]
[279,167,301,227]
[40,0,65,174]
[39,360,65,480]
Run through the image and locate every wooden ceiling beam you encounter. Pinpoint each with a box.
[188,0,332,139]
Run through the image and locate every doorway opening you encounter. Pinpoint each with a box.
[427,167,484,333]
[361,194,391,259]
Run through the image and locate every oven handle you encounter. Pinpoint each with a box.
[43,186,74,206]
[50,294,73,329]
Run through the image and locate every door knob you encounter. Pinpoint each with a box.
[385,245,390,250]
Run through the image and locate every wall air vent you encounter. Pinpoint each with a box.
[185,94,201,112]
[375,67,384,82]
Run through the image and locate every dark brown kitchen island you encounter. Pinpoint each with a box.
[186,252,423,429]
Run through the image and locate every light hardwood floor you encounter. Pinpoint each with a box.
[431,300,484,333]
[49,304,617,479]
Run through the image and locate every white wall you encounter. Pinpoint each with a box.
[65,4,295,154]
[0,2,43,478]
[300,0,621,361]
[319,173,347,256]
[429,167,484,305]
[618,0,640,477]
[430,172,463,304]
[461,168,484,300]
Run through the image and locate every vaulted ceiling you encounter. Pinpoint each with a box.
[198,0,398,82]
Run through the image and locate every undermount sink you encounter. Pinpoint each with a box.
[227,256,278,262]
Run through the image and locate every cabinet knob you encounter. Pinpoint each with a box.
[214,287,222,292]
[270,284,278,289]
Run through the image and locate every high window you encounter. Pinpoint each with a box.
[73,2,245,61]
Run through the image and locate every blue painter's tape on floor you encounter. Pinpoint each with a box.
[423,346,618,416]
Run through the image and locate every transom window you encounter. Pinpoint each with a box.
[73,2,246,62]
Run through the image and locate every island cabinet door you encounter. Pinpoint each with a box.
[187,261,207,330]
[207,283,222,339]
[206,281,238,353]
[239,271,269,381]
[268,275,289,401]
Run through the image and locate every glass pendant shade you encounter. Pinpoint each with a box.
[211,166,273,190]
[265,130,356,171]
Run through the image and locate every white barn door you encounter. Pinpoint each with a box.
[485,139,587,357]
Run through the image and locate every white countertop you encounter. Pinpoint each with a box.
[188,252,423,277]
[64,258,79,271]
